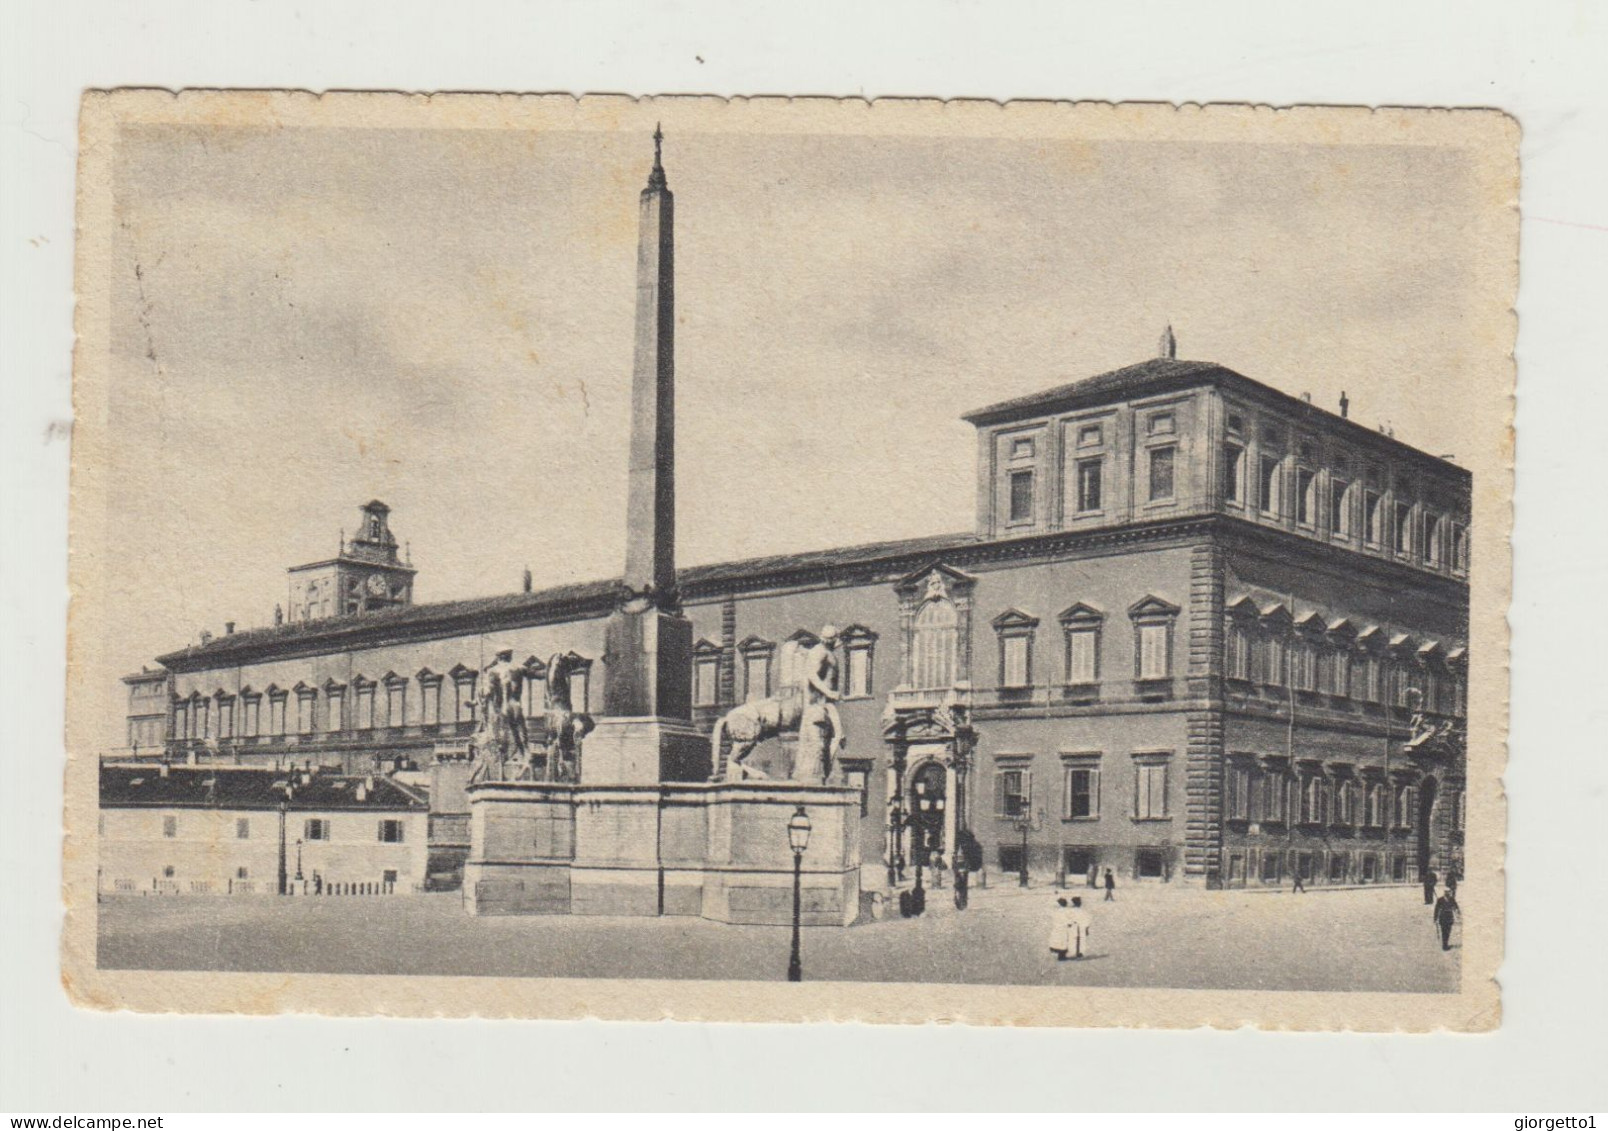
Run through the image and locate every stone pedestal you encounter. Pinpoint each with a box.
[464,781,861,925]
[589,602,704,783]
[583,716,709,786]
[602,605,692,720]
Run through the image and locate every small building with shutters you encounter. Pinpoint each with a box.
[98,763,429,896]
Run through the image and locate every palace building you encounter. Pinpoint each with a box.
[114,142,1469,893]
[121,347,1469,891]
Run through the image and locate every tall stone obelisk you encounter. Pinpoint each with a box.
[584,127,707,785]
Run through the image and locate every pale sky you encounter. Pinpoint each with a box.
[95,120,1485,745]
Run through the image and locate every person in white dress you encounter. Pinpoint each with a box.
[1048,896,1072,960]
[1066,896,1092,960]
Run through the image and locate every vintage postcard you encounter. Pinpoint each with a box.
[63,92,1515,1029]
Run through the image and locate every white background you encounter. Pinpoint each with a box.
[3,0,1605,1112]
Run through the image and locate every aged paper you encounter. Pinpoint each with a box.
[64,92,1514,1030]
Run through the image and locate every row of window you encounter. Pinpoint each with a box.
[1226,848,1432,885]
[988,596,1179,692]
[994,755,1465,833]
[169,663,590,742]
[1223,761,1466,832]
[1221,412,1469,570]
[154,813,408,842]
[698,595,1458,704]
[700,627,879,708]
[1225,602,1467,715]
[1005,413,1183,526]
[996,408,1470,573]
[994,753,1175,823]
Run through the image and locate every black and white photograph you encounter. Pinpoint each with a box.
[61,93,1513,1030]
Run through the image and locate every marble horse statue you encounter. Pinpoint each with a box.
[710,626,844,784]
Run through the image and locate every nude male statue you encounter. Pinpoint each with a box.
[794,625,846,784]
[708,625,847,783]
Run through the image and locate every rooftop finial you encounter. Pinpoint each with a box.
[647,124,667,191]
[1159,323,1177,360]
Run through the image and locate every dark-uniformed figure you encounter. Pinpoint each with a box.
[1433,892,1459,950]
[1103,868,1116,902]
[1423,868,1439,906]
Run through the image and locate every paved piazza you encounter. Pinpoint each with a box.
[98,880,1466,992]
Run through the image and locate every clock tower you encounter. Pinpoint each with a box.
[285,500,417,623]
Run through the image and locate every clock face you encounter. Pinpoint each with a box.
[366,573,388,596]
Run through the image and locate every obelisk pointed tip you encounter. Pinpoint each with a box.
[647,124,667,190]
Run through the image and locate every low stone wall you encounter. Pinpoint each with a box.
[464,781,861,925]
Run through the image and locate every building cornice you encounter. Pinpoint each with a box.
[156,513,1466,673]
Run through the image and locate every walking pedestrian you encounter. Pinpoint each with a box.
[1103,867,1116,902]
[1048,896,1071,960]
[1086,863,1098,889]
[1423,868,1438,906]
[1067,896,1092,960]
[1433,890,1458,950]
[1291,865,1306,893]
[1446,869,1458,899]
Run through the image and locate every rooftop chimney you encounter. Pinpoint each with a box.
[1340,391,1350,419]
[1301,392,1312,403]
[225,621,235,635]
[522,567,533,594]
[1158,324,1177,360]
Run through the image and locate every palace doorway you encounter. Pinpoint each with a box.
[908,760,949,865]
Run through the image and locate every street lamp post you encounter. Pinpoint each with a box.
[887,798,903,889]
[1010,806,1044,888]
[952,720,976,909]
[295,837,304,883]
[786,805,811,983]
[887,750,907,888]
[276,799,288,896]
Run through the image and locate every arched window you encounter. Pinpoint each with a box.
[912,598,957,690]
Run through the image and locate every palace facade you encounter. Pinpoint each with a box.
[121,351,1469,891]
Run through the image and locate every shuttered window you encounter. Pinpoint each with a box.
[994,767,1032,818]
[1064,765,1100,819]
[1138,623,1169,680]
[1134,761,1169,819]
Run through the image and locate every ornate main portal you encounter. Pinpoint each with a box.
[880,692,981,883]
